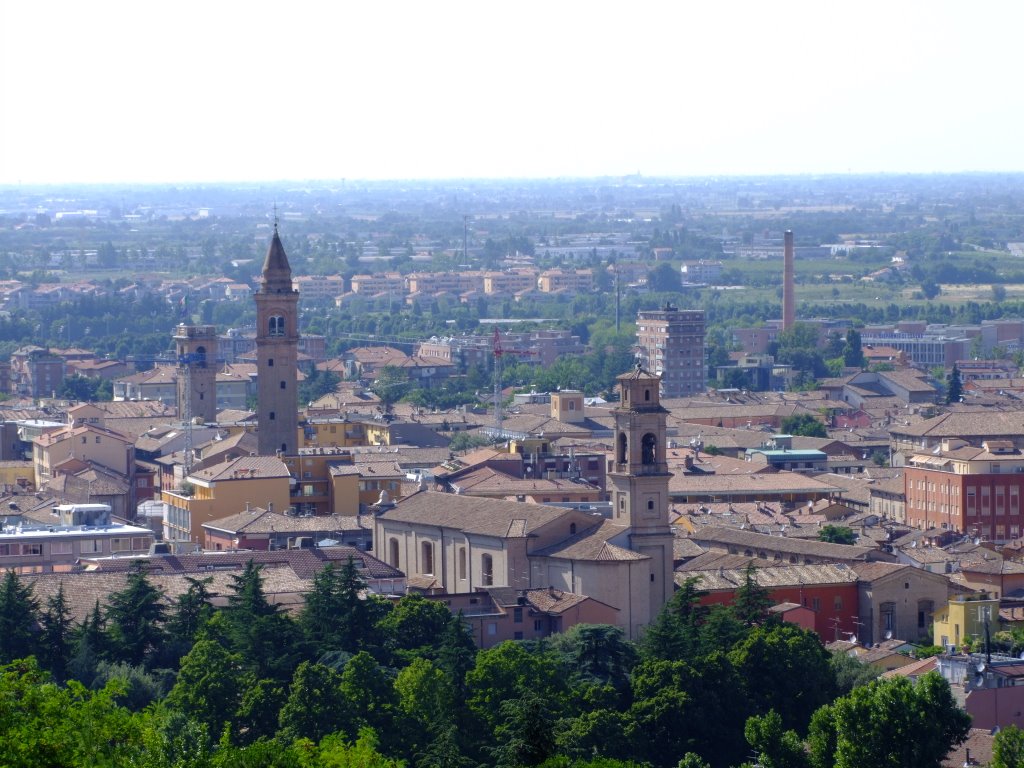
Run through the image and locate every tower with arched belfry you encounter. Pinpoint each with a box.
[607,364,675,624]
[174,324,217,425]
[255,224,299,456]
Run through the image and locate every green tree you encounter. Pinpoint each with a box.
[628,653,748,768]
[647,263,682,293]
[733,563,772,626]
[0,658,142,766]
[489,690,558,768]
[104,570,166,666]
[0,570,39,664]
[165,639,244,736]
[300,559,387,657]
[744,710,811,768]
[377,593,453,662]
[829,650,880,695]
[946,363,963,404]
[222,560,302,680]
[640,577,707,661]
[436,611,477,705]
[299,368,341,405]
[166,575,214,650]
[808,673,970,768]
[548,623,637,693]
[277,660,349,743]
[37,583,73,679]
[467,641,566,739]
[340,651,397,734]
[371,365,412,414]
[780,413,828,438]
[842,329,864,369]
[729,622,836,734]
[818,525,856,545]
[993,724,1024,768]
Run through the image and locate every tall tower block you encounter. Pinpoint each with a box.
[606,365,675,632]
[255,225,299,455]
[782,229,795,331]
[174,324,217,424]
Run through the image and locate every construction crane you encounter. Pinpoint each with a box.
[491,327,532,435]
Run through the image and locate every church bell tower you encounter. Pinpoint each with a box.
[607,364,675,622]
[255,224,299,456]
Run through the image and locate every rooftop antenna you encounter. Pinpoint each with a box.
[273,202,279,230]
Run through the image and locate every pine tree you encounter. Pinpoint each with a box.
[0,570,39,663]
[167,576,214,645]
[733,562,772,626]
[436,611,477,702]
[224,559,301,681]
[70,600,107,683]
[946,363,963,404]
[38,583,73,679]
[104,569,166,666]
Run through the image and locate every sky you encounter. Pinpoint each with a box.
[1,1,1023,185]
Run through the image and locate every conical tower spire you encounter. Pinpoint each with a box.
[261,224,292,287]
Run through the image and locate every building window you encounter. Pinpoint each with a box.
[421,541,434,575]
[389,538,399,568]
[269,359,274,367]
[880,601,895,633]
[513,607,523,623]
[487,623,497,636]
[834,596,843,611]
[269,316,285,337]
[481,553,494,586]
[918,599,935,629]
[569,523,577,535]
[110,538,131,553]
[50,541,73,555]
[458,547,467,580]
[20,544,42,556]
[534,619,544,632]
[79,539,102,555]
[269,412,275,420]
[280,381,286,389]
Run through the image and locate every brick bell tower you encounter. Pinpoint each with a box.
[255,224,299,456]
[174,324,218,425]
[607,363,675,624]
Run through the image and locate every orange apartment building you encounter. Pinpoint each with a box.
[905,439,1024,541]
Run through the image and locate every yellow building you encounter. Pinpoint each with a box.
[281,448,359,516]
[300,419,369,449]
[0,461,35,490]
[161,455,291,545]
[933,592,999,650]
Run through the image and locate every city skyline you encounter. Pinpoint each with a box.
[2,1,1023,185]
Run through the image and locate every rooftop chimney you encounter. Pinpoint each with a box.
[783,230,795,331]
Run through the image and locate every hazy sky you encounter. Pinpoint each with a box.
[1,1,1022,185]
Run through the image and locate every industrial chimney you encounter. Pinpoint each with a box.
[782,230,795,331]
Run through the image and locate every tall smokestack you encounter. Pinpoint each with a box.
[783,230,795,331]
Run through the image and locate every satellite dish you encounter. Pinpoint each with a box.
[884,630,893,641]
